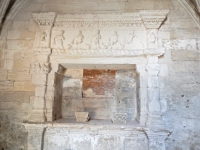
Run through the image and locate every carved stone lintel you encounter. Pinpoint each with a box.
[140,10,169,29]
[30,62,51,74]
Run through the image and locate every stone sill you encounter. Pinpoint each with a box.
[24,118,145,131]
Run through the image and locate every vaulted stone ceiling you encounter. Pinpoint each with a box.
[0,0,200,31]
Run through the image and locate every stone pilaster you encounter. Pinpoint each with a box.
[28,12,56,122]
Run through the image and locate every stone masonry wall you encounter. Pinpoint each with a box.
[0,0,199,149]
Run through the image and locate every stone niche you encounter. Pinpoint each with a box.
[25,10,172,150]
[54,64,137,124]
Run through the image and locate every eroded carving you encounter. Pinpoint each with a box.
[30,62,50,74]
[162,39,197,50]
[51,30,65,49]
[112,113,127,124]
[71,30,84,50]
[147,30,158,49]
[34,48,51,55]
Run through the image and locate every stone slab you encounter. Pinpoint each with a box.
[8,70,32,81]
[172,50,199,61]
[14,81,35,91]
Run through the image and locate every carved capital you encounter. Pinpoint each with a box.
[32,12,56,30]
[30,62,51,74]
[140,10,169,29]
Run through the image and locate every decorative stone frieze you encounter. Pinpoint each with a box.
[34,48,52,55]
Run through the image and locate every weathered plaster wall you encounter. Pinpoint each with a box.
[0,0,199,149]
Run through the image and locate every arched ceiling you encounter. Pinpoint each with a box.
[0,0,200,31]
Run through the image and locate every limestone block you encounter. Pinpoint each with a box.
[35,86,46,97]
[45,85,55,98]
[28,19,40,32]
[170,18,197,28]
[146,64,160,76]
[158,64,168,77]
[12,21,29,30]
[8,70,32,81]
[0,102,16,110]
[169,9,190,19]
[170,28,200,39]
[148,88,160,101]
[7,40,33,50]
[148,76,159,88]
[124,1,154,10]
[112,112,127,124]
[7,30,35,40]
[0,40,6,50]
[154,1,170,9]
[63,78,82,88]
[14,81,35,91]
[12,59,31,70]
[123,138,137,150]
[75,112,89,122]
[33,96,45,109]
[0,70,7,80]
[172,50,199,61]
[0,91,34,102]
[13,12,32,21]
[32,74,47,85]
[0,81,13,91]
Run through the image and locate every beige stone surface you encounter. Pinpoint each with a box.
[14,81,35,91]
[7,30,35,40]
[172,50,199,61]
[8,70,32,81]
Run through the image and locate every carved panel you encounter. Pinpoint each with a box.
[30,62,51,74]
[162,39,197,50]
[112,113,127,124]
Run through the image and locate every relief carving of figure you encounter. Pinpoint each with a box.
[53,30,65,49]
[124,31,144,49]
[41,31,47,42]
[90,30,101,49]
[148,30,158,49]
[71,30,84,49]
[102,31,119,49]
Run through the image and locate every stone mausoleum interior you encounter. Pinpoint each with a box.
[0,0,200,150]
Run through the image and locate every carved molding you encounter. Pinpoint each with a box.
[32,12,56,30]
[34,48,52,55]
[140,10,169,29]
